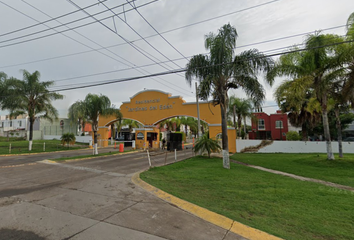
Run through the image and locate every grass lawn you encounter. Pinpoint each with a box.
[231,153,354,188]
[51,149,136,161]
[141,157,354,240]
[0,139,88,155]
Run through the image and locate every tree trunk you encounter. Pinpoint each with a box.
[334,108,343,158]
[220,104,230,169]
[301,123,308,141]
[237,115,242,139]
[321,97,334,160]
[93,130,98,155]
[243,117,247,139]
[29,117,34,151]
[111,124,114,146]
[233,105,236,129]
[82,122,86,136]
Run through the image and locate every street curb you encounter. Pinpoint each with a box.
[132,171,283,240]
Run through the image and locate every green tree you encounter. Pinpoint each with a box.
[268,33,346,160]
[194,132,221,158]
[1,70,63,151]
[228,97,253,139]
[82,94,121,155]
[274,76,321,141]
[186,24,274,168]
[61,133,76,147]
[68,100,87,136]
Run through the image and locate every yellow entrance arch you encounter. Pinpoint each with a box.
[97,90,236,153]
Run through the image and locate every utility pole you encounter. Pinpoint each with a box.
[195,82,201,138]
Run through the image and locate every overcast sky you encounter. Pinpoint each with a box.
[1,0,353,118]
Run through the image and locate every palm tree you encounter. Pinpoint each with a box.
[1,70,63,151]
[82,93,121,155]
[109,106,122,145]
[68,100,87,136]
[268,33,346,160]
[186,24,274,168]
[274,77,321,141]
[61,133,76,148]
[228,97,253,138]
[194,132,221,158]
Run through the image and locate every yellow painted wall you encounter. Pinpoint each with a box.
[97,90,235,152]
[99,90,221,126]
[209,126,237,153]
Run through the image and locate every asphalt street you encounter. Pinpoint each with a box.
[0,148,247,240]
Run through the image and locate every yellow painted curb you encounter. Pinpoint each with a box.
[0,163,37,169]
[132,171,283,240]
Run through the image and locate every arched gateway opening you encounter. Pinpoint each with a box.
[97,90,237,153]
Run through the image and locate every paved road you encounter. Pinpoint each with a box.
[0,149,246,240]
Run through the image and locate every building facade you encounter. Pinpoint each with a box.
[249,110,288,140]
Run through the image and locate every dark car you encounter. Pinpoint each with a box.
[343,137,354,142]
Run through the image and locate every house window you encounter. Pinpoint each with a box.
[275,120,283,129]
[258,119,265,130]
[9,121,12,127]
[1,122,3,128]
[19,121,22,127]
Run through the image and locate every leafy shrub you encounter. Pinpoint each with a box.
[194,132,221,158]
[286,131,301,141]
[61,133,76,147]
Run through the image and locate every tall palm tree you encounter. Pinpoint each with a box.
[68,100,87,136]
[228,97,253,138]
[268,33,345,160]
[186,24,274,168]
[82,93,121,155]
[1,70,63,151]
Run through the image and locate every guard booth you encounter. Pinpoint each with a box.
[134,128,160,149]
[167,132,182,151]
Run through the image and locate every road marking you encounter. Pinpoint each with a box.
[0,163,37,169]
[39,160,125,177]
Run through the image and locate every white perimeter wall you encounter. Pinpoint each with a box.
[43,135,92,143]
[236,140,354,154]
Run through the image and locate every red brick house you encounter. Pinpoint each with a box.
[248,110,288,140]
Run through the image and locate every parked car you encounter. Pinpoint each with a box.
[343,137,354,142]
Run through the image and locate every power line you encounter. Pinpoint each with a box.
[11,1,133,68]
[97,0,186,76]
[0,18,345,70]
[124,0,189,62]
[2,0,190,96]
[0,0,109,38]
[65,0,192,95]
[47,39,354,93]
[0,0,160,49]
[52,34,344,84]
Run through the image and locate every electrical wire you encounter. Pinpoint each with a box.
[66,0,193,95]
[12,1,134,68]
[0,0,110,38]
[124,0,189,62]
[0,20,345,70]
[0,0,160,49]
[46,39,354,92]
